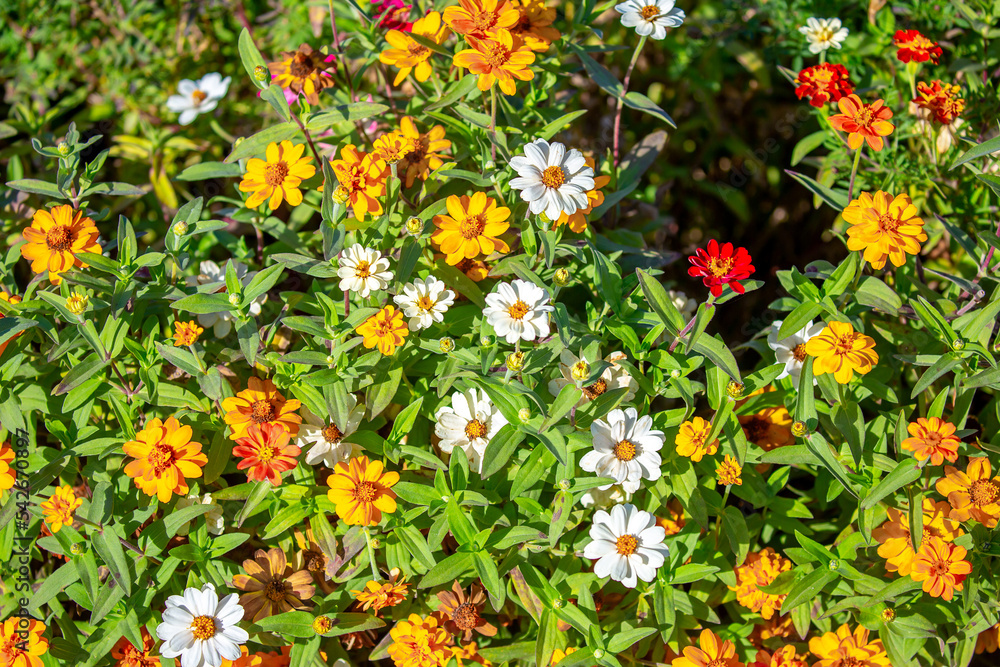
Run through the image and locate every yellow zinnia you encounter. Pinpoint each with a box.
[432,193,511,265]
[379,12,450,86]
[674,416,719,462]
[40,485,82,533]
[803,320,878,384]
[122,417,208,503]
[326,456,399,526]
[239,140,315,210]
[842,191,926,269]
[328,145,388,221]
[398,116,451,188]
[357,305,409,355]
[20,205,101,285]
[935,457,1000,528]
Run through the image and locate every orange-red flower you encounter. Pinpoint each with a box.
[809,625,890,667]
[671,629,742,667]
[510,0,560,51]
[0,617,49,667]
[829,95,895,152]
[901,417,961,466]
[233,423,301,485]
[687,240,754,297]
[913,81,966,125]
[453,29,535,96]
[328,145,388,221]
[110,627,160,667]
[222,377,303,441]
[794,63,854,107]
[910,536,971,601]
[935,457,1000,527]
[353,572,410,614]
[894,29,942,64]
[872,498,962,576]
[749,647,808,667]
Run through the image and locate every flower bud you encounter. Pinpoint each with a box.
[439,337,455,353]
[480,334,494,347]
[405,216,423,236]
[228,293,241,306]
[66,292,89,315]
[552,598,565,609]
[70,542,86,555]
[571,360,590,382]
[253,65,268,82]
[57,142,71,156]
[370,538,381,549]
[952,338,965,351]
[791,421,808,437]
[593,649,605,659]
[173,220,189,236]
[881,608,895,623]
[726,380,745,398]
[506,351,525,372]
[312,615,333,634]
[518,407,531,423]
[553,268,569,286]
[332,185,350,204]
[558,479,571,491]
[670,369,681,379]
[828,559,839,571]
[326,355,336,366]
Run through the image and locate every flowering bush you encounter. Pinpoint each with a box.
[3,2,1000,667]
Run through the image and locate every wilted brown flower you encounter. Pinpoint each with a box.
[436,581,497,642]
[232,547,316,622]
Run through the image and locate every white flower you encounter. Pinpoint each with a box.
[581,407,664,493]
[166,73,231,126]
[434,388,509,474]
[667,290,697,323]
[583,503,669,589]
[798,18,849,54]
[767,319,825,385]
[185,260,265,337]
[174,493,225,536]
[296,397,366,468]
[337,245,393,298]
[393,276,456,331]
[548,350,639,407]
[509,139,595,221]
[484,279,554,344]
[156,582,249,667]
[581,484,631,509]
[614,0,685,40]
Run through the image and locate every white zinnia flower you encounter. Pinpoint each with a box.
[174,493,225,536]
[337,245,393,298]
[581,484,631,509]
[798,18,849,54]
[509,139,595,221]
[614,0,686,40]
[548,350,639,407]
[767,319,825,385]
[434,388,509,474]
[185,260,265,337]
[581,407,664,494]
[166,73,231,126]
[156,582,248,667]
[583,503,669,589]
[296,398,366,468]
[667,290,697,323]
[484,279,554,344]
[393,276,456,331]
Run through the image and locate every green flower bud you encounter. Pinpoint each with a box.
[952,338,965,351]
[553,268,570,287]
[173,220,189,236]
[228,293,241,306]
[506,351,525,372]
[57,142,71,156]
[518,407,531,423]
[439,337,455,353]
[405,216,423,236]
[254,65,268,82]
[791,421,808,437]
[726,380,745,398]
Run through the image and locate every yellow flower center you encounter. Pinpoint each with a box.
[482,41,511,68]
[148,444,176,475]
[507,299,530,320]
[453,602,479,630]
[708,256,735,277]
[465,419,488,440]
[832,333,860,356]
[416,295,436,312]
[540,165,566,188]
[640,5,660,20]
[306,551,327,573]
[613,439,637,461]
[190,616,217,640]
[191,90,208,105]
[853,106,876,128]
[257,444,277,463]
[323,423,344,443]
[251,399,276,423]
[354,260,372,279]
[814,26,835,43]
[264,579,288,602]
[706,660,728,667]
[473,11,500,33]
[876,213,901,234]
[46,224,74,251]
[355,480,378,502]
[970,480,999,506]
[615,534,638,556]
[460,213,487,239]
[792,343,808,361]
[582,379,607,399]
[289,52,316,78]
[264,161,290,187]
[922,431,942,447]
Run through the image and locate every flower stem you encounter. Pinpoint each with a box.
[363,526,380,581]
[489,86,498,163]
[613,35,646,168]
[847,147,863,201]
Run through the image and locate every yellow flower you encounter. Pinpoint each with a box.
[388,614,454,667]
[239,140,315,210]
[671,629,741,667]
[268,44,335,105]
[173,320,204,347]
[432,193,511,265]
[554,157,609,233]
[750,647,809,667]
[352,573,410,613]
[804,320,878,384]
[373,131,416,165]
[20,204,101,285]
[872,498,961,576]
[221,377,303,441]
[0,617,49,667]
[675,416,719,462]
[550,648,577,665]
[716,454,743,486]
[444,0,520,38]
[451,643,493,667]
[66,292,89,315]
[326,455,399,525]
[0,441,15,493]
[842,191,926,269]
[935,457,1000,527]
[977,623,1000,654]
[328,144,388,221]
[809,625,890,667]
[379,12,450,85]
[399,116,451,188]
[123,416,208,502]
[357,306,409,355]
[510,0,561,51]
[40,485,81,533]
[453,29,535,96]
[730,548,792,619]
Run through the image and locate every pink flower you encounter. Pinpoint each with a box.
[372,0,413,31]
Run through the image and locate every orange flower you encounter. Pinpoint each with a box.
[804,320,878,384]
[716,455,743,486]
[675,416,719,462]
[455,258,490,282]
[232,547,316,621]
[739,406,794,451]
[872,498,961,576]
[326,455,399,525]
[510,0,560,51]
[388,614,454,667]
[829,94,895,152]
[0,441,15,493]
[976,623,1000,654]
[432,193,511,264]
[453,29,535,96]
[352,573,410,614]
[268,44,336,105]
[172,320,204,347]
[749,647,808,667]
[357,305,409,355]
[444,0,519,38]
[220,647,263,667]
[451,643,493,667]
[379,12,451,85]
[901,417,960,466]
[553,157,609,233]
[935,457,1000,527]
[123,416,207,502]
[730,548,792,620]
[399,116,451,188]
[910,536,971,601]
[0,617,49,667]
[328,144,388,221]
[0,291,23,358]
[233,423,301,485]
[40,485,82,534]
[809,625,890,667]
[671,629,742,667]
[110,627,160,667]
[550,648,578,665]
[842,191,926,270]
[20,205,101,285]
[436,581,497,641]
[750,615,795,644]
[221,377,302,441]
[913,81,966,125]
[657,498,686,536]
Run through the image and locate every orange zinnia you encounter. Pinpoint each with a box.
[399,116,451,187]
[443,0,519,38]
[123,416,208,502]
[233,423,301,485]
[910,536,971,601]
[675,416,719,462]
[671,629,742,667]
[872,498,961,576]
[110,627,159,667]
[0,291,23,358]
[0,617,49,667]
[510,0,560,51]
[935,457,1000,527]
[750,646,809,667]
[328,144,388,221]
[326,455,399,525]
[901,417,960,466]
[730,548,792,620]
[809,624,890,667]
[221,377,302,441]
[453,29,535,96]
[829,94,894,152]
[20,204,101,285]
[739,406,794,451]
[352,572,410,614]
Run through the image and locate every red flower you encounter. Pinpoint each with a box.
[688,240,755,297]
[233,423,301,485]
[372,0,414,31]
[893,29,942,64]
[794,63,855,107]
[913,80,966,125]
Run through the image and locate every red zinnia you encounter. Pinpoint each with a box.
[893,29,942,64]
[372,0,414,31]
[794,63,855,107]
[233,423,301,485]
[688,240,755,297]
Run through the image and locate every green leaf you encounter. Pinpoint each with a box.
[804,433,859,498]
[224,122,300,163]
[236,481,272,527]
[781,568,838,612]
[606,628,658,654]
[177,162,243,181]
[950,134,1000,170]
[254,611,317,638]
[418,551,474,588]
[791,130,828,166]
[722,506,750,565]
[242,263,285,304]
[324,612,386,638]
[53,354,110,395]
[861,459,922,510]
[635,268,682,333]
[480,423,526,478]
[155,343,204,377]
[785,169,848,210]
[910,355,961,398]
[541,384,580,431]
[394,525,437,570]
[5,178,66,199]
[171,293,233,315]
[93,529,132,596]
[305,103,391,132]
[855,276,902,315]
[778,302,824,340]
[690,334,740,381]
[238,28,269,90]
[623,91,676,128]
